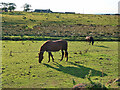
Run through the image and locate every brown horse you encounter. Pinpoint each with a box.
[38,39,68,63]
[85,36,94,45]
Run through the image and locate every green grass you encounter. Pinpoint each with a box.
[1,11,118,40]
[2,40,118,88]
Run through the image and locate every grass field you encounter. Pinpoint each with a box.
[2,40,118,88]
[1,11,119,89]
[1,12,118,41]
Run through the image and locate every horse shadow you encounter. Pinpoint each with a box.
[95,45,109,48]
[43,62,107,78]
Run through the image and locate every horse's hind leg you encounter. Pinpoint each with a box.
[60,50,64,61]
[48,52,51,63]
[92,41,94,45]
[49,52,54,62]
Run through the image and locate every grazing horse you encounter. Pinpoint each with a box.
[38,39,68,63]
[85,36,94,45]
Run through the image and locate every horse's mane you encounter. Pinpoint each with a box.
[47,40,52,42]
[40,41,49,51]
[47,39,66,42]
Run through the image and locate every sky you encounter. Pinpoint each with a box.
[0,0,119,14]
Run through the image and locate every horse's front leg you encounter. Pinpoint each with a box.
[89,41,91,45]
[60,50,64,61]
[49,52,54,62]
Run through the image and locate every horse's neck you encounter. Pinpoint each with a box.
[40,45,45,53]
[40,51,44,56]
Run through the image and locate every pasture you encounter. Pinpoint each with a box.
[2,40,118,88]
[1,12,118,41]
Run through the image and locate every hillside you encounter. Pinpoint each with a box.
[1,11,119,41]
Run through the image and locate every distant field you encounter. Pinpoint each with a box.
[2,40,118,88]
[1,11,119,41]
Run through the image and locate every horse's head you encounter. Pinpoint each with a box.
[38,52,44,63]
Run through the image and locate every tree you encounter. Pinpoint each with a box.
[0,2,16,12]
[8,3,16,12]
[23,3,31,12]
[0,2,8,12]
[2,7,8,12]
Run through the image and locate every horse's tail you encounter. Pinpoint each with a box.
[92,40,94,45]
[64,41,68,57]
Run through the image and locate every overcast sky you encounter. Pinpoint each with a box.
[0,0,119,14]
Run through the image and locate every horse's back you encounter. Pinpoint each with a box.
[45,39,68,51]
[86,36,93,40]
